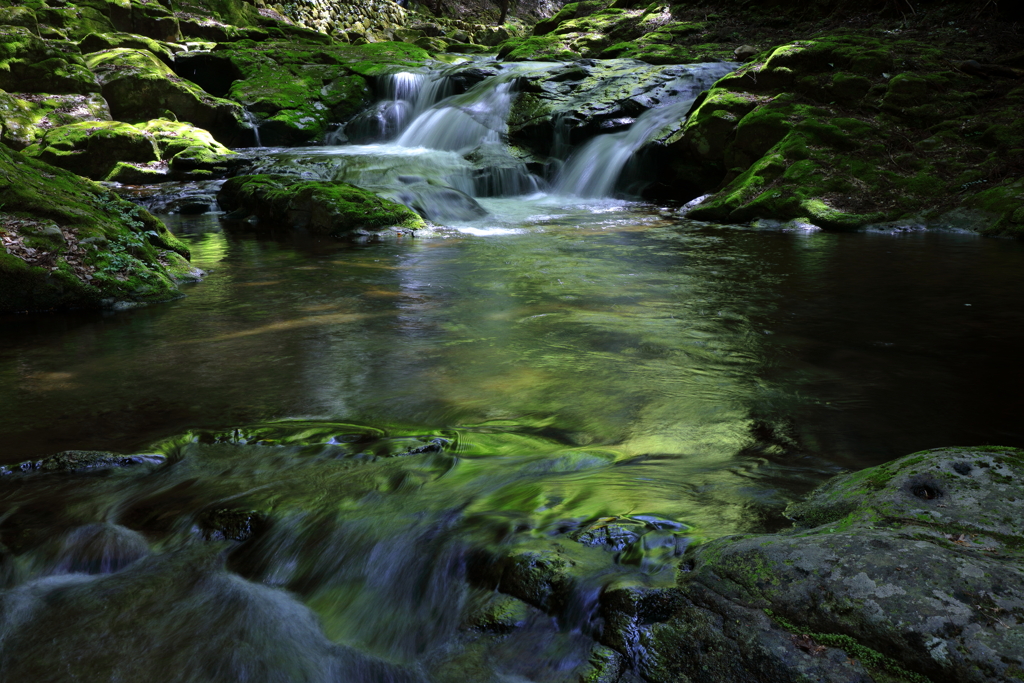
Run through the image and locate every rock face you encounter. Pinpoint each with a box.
[85,48,248,145]
[497,1,733,64]
[507,60,736,158]
[217,174,426,235]
[0,144,198,313]
[176,42,427,146]
[643,33,1024,235]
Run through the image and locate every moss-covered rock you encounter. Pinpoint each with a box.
[217,174,425,236]
[78,31,179,64]
[647,32,1024,233]
[0,91,111,149]
[679,447,1024,682]
[139,118,240,178]
[22,120,160,180]
[185,42,427,145]
[86,47,247,145]
[0,25,99,94]
[0,144,197,313]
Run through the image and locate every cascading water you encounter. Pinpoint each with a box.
[252,60,738,226]
[344,70,455,144]
[554,62,738,198]
[243,109,263,148]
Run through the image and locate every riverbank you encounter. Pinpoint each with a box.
[1,0,1023,312]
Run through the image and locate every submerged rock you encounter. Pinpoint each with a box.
[1,450,165,475]
[0,545,425,683]
[217,174,426,235]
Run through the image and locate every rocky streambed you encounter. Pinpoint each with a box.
[1,432,1021,682]
[1,0,1024,680]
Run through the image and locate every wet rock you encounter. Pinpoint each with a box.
[217,174,426,235]
[1,450,166,475]
[52,523,150,574]
[619,447,1024,683]
[197,508,268,542]
[0,545,425,682]
[386,180,489,223]
[507,60,735,157]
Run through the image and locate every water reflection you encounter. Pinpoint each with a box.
[1,208,1024,532]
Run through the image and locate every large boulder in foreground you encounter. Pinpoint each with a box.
[217,174,426,236]
[0,145,198,313]
[465,446,1024,682]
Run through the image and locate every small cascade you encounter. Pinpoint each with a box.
[554,62,737,198]
[345,70,454,144]
[397,76,517,151]
[242,109,263,148]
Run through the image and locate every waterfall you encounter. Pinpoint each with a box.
[554,62,738,198]
[243,109,262,148]
[345,70,454,144]
[397,77,516,152]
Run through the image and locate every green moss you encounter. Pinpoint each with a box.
[498,34,579,61]
[218,174,425,236]
[763,610,931,683]
[0,144,191,312]
[23,120,159,179]
[0,25,99,94]
[0,91,111,150]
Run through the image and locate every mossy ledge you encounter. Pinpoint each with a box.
[0,143,198,314]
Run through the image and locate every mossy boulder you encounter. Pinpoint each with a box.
[217,174,425,236]
[78,31,178,64]
[0,91,111,149]
[0,144,197,313]
[22,120,160,180]
[85,47,247,145]
[0,25,99,94]
[139,118,240,179]
[676,447,1024,683]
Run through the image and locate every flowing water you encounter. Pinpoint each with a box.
[2,58,1024,682]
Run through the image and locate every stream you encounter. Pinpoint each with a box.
[1,57,1023,682]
